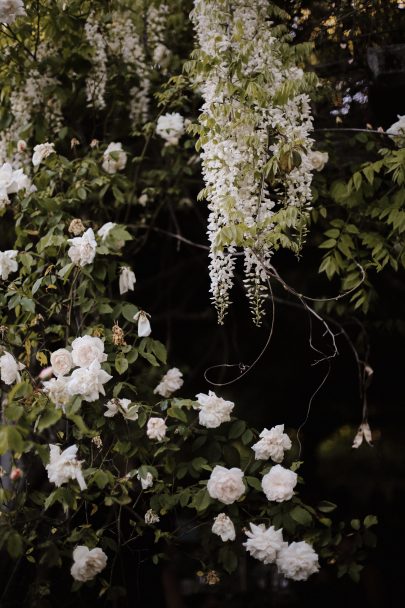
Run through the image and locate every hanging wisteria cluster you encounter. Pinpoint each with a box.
[190,0,317,324]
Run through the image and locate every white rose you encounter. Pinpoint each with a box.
[67,228,97,267]
[261,464,297,503]
[0,351,24,385]
[102,142,127,174]
[43,376,70,409]
[386,115,405,147]
[134,310,151,337]
[156,113,185,146]
[50,348,73,377]
[0,163,31,207]
[32,142,55,166]
[252,424,292,463]
[71,546,107,582]
[46,444,87,490]
[276,541,319,581]
[146,417,167,441]
[0,0,26,25]
[309,150,328,172]
[243,523,284,564]
[67,360,112,402]
[154,367,183,398]
[104,398,139,421]
[97,222,116,240]
[212,513,236,542]
[71,335,107,368]
[137,470,153,490]
[207,465,245,505]
[196,390,234,428]
[0,250,18,280]
[119,266,136,295]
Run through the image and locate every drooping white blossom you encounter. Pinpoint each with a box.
[102,142,127,174]
[97,222,116,240]
[212,513,236,542]
[146,417,167,441]
[0,351,24,385]
[0,0,26,25]
[0,250,18,280]
[67,360,112,403]
[207,465,245,505]
[134,310,151,337]
[32,142,55,166]
[195,390,234,428]
[46,444,87,491]
[71,546,107,582]
[154,368,183,398]
[276,541,319,581]
[43,376,70,409]
[0,162,31,208]
[104,398,139,421]
[71,335,107,368]
[156,113,185,146]
[252,424,292,463]
[67,228,97,267]
[387,115,405,146]
[137,470,153,490]
[119,267,136,295]
[50,348,73,377]
[352,421,373,448]
[144,509,160,525]
[309,150,329,172]
[84,12,108,110]
[261,465,297,503]
[243,523,284,564]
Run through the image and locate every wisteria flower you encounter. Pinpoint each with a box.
[276,541,319,581]
[207,465,245,505]
[71,546,107,582]
[0,351,24,385]
[196,390,234,428]
[154,367,183,398]
[67,228,97,267]
[104,398,139,421]
[212,513,236,542]
[0,250,18,280]
[156,113,185,146]
[50,348,73,377]
[46,444,87,490]
[119,267,136,295]
[146,417,167,441]
[71,335,107,368]
[252,424,292,463]
[243,523,284,564]
[67,360,112,402]
[102,142,127,173]
[261,465,297,503]
[32,142,55,166]
[0,0,26,25]
[134,310,151,337]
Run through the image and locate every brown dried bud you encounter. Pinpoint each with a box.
[68,218,85,236]
[112,322,126,346]
[205,570,220,586]
[10,467,23,481]
[90,139,99,148]
[91,435,103,449]
[71,137,80,149]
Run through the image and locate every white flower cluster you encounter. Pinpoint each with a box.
[191,0,315,324]
[154,367,183,398]
[43,335,112,406]
[195,390,234,428]
[252,424,292,463]
[84,12,108,110]
[0,0,26,24]
[0,162,32,208]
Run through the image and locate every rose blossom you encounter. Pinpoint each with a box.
[212,513,236,542]
[104,398,139,421]
[261,464,297,503]
[252,424,292,463]
[43,376,70,409]
[0,351,24,385]
[0,250,18,280]
[71,335,107,368]
[46,444,87,490]
[134,310,151,337]
[102,142,127,174]
[71,546,107,582]
[67,360,112,402]
[207,465,245,505]
[50,348,73,377]
[154,367,183,398]
[146,417,167,441]
[119,267,136,295]
[32,142,55,166]
[97,222,116,241]
[308,150,328,172]
[67,228,97,267]
[243,523,284,564]
[156,113,185,146]
[276,541,319,581]
[196,390,234,428]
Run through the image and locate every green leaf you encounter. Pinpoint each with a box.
[228,420,246,439]
[246,476,262,491]
[364,514,378,528]
[7,532,23,559]
[289,505,313,526]
[115,354,129,375]
[36,407,62,431]
[317,500,337,513]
